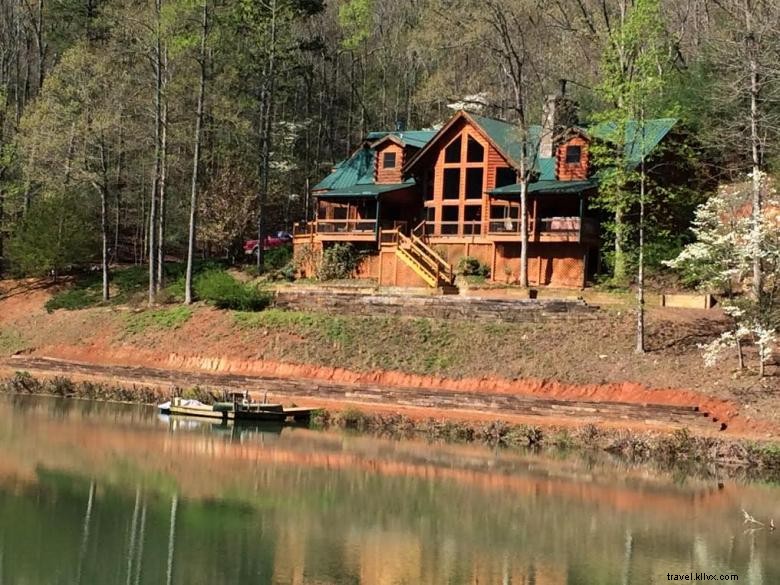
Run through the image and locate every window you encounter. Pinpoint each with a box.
[383,152,397,169]
[426,206,436,222]
[443,168,460,200]
[425,169,435,201]
[565,145,582,164]
[464,205,482,235]
[495,167,517,188]
[465,168,483,199]
[445,136,462,163]
[441,206,459,234]
[466,136,484,162]
[489,204,519,233]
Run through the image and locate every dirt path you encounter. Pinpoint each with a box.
[1,355,757,438]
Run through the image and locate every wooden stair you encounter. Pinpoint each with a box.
[395,232,457,292]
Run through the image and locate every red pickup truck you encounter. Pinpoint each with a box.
[243,232,292,255]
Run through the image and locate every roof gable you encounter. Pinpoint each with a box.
[590,118,677,165]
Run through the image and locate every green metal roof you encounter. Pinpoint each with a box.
[468,114,559,177]
[313,129,435,194]
[468,113,675,173]
[590,118,677,165]
[366,130,437,149]
[312,146,376,191]
[491,179,598,196]
[537,157,556,181]
[318,181,416,198]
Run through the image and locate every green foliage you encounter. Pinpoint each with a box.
[338,0,374,50]
[7,192,98,277]
[317,243,361,281]
[124,306,193,334]
[590,0,678,284]
[263,244,292,271]
[44,287,99,313]
[457,256,490,278]
[193,269,272,311]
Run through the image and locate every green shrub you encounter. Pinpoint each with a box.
[45,287,99,313]
[125,306,193,334]
[264,245,293,271]
[457,256,490,278]
[317,243,361,280]
[194,270,272,311]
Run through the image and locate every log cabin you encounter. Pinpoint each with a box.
[294,97,677,290]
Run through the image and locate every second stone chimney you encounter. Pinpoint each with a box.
[539,80,579,159]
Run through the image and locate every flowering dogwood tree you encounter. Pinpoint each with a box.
[667,172,780,376]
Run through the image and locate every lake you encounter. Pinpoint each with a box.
[0,394,777,584]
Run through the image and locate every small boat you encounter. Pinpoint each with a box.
[158,392,313,423]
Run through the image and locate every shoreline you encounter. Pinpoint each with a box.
[3,372,780,480]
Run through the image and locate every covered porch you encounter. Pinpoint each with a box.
[487,179,599,244]
[294,183,421,244]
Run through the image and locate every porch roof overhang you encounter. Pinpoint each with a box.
[490,178,598,197]
[315,180,416,199]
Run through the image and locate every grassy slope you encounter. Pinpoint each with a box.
[1,269,776,422]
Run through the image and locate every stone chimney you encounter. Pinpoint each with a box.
[539,80,579,159]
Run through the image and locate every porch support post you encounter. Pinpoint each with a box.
[375,197,381,245]
[578,194,584,243]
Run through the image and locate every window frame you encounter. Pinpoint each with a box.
[565,145,582,165]
[382,151,397,169]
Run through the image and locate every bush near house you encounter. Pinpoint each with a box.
[317,243,362,281]
[193,270,272,311]
[458,256,490,279]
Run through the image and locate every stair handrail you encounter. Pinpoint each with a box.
[410,234,452,280]
[398,233,441,276]
[411,220,426,239]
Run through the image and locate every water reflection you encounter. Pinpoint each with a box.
[0,395,777,584]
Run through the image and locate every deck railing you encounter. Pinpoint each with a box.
[487,216,598,239]
[488,219,521,234]
[537,216,598,235]
[420,221,483,237]
[316,219,377,233]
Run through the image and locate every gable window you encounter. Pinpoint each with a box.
[565,145,582,164]
[445,136,462,163]
[383,152,397,169]
[495,167,517,188]
[467,136,484,162]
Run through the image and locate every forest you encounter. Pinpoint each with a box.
[0,0,778,302]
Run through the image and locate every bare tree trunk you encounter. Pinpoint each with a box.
[97,139,110,302]
[156,80,168,294]
[148,0,163,305]
[519,172,529,288]
[185,0,209,305]
[256,0,278,274]
[747,4,762,302]
[114,121,124,263]
[636,134,646,354]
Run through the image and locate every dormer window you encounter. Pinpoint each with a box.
[565,145,582,164]
[383,152,397,169]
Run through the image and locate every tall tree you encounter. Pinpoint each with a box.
[185,0,209,305]
[592,0,675,352]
